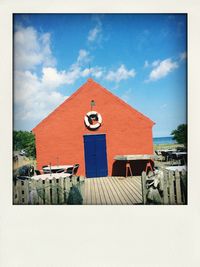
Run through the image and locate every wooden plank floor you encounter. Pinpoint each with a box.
[82,176,143,205]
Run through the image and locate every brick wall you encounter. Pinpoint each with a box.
[33,79,154,176]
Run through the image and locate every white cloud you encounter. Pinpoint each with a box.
[81,68,90,77]
[77,49,91,65]
[14,69,67,125]
[14,48,92,128]
[152,60,160,67]
[14,26,56,71]
[39,49,92,90]
[147,58,178,82]
[105,64,136,83]
[42,67,69,88]
[14,26,86,129]
[14,31,95,129]
[88,26,101,42]
[92,67,104,78]
[87,17,103,44]
[14,24,136,130]
[179,51,187,61]
[81,66,104,79]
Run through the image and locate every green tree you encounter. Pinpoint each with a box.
[13,130,36,158]
[171,124,187,146]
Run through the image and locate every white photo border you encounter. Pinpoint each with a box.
[0,1,199,266]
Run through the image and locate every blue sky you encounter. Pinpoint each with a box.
[14,14,187,137]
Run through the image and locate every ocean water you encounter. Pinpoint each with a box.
[153,136,176,145]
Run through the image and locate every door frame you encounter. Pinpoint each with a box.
[83,133,108,178]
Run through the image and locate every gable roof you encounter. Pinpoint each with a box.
[32,78,155,132]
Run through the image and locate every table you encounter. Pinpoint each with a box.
[114,155,154,160]
[43,165,73,173]
[31,173,72,180]
[157,149,176,153]
[171,152,187,165]
[172,152,187,156]
[165,165,187,172]
[157,150,176,162]
[114,155,154,177]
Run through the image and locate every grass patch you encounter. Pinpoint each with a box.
[154,143,184,151]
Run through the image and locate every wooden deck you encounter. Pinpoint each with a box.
[81,176,143,205]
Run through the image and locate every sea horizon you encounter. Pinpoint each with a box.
[153,136,176,145]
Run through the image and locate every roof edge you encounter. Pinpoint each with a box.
[32,79,91,132]
[32,78,155,132]
[90,79,155,126]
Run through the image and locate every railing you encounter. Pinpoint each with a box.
[141,169,187,205]
[13,176,84,205]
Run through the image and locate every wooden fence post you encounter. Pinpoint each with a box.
[16,180,22,204]
[79,177,85,200]
[58,177,64,204]
[181,169,187,204]
[52,178,58,204]
[13,176,84,205]
[23,180,29,204]
[29,180,39,204]
[141,171,147,204]
[13,182,18,204]
[45,179,51,204]
[37,179,44,205]
[175,170,182,204]
[14,181,20,204]
[72,175,77,186]
[169,171,175,204]
[64,177,71,203]
[163,170,169,204]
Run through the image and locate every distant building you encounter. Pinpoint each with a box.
[32,79,155,177]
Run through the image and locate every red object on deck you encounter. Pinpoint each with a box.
[145,161,154,174]
[32,79,155,176]
[125,162,133,177]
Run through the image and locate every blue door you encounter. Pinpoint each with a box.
[83,134,108,178]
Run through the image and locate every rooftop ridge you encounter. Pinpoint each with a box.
[32,78,154,132]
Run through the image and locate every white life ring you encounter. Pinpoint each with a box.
[84,111,102,129]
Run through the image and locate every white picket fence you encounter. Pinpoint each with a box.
[13,176,84,205]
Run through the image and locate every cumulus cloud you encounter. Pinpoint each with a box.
[14,24,136,130]
[105,64,136,83]
[14,26,56,71]
[81,66,104,79]
[14,69,67,125]
[152,60,160,67]
[87,16,103,45]
[42,67,70,88]
[147,58,178,82]
[14,47,93,128]
[77,49,91,65]
[14,26,71,129]
[14,27,98,129]
[88,26,101,42]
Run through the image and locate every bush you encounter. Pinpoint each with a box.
[171,124,187,147]
[13,130,36,158]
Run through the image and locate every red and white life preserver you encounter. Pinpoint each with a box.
[84,111,102,129]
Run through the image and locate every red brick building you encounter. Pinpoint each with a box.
[32,78,155,177]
